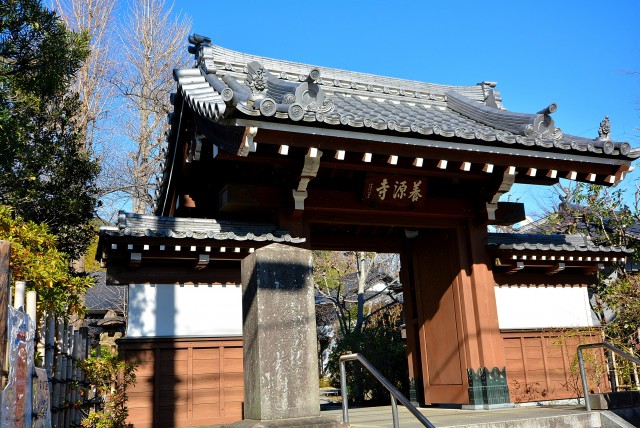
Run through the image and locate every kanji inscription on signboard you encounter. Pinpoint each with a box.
[363,173,426,208]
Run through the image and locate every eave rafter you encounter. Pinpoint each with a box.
[492,252,622,275]
[225,124,631,188]
[100,239,259,269]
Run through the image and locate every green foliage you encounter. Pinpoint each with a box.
[0,205,93,316]
[326,324,408,405]
[0,0,89,97]
[83,230,105,272]
[79,347,138,428]
[599,275,640,355]
[0,0,98,260]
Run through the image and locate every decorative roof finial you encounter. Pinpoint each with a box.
[597,116,611,141]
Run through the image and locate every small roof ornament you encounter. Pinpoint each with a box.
[597,116,611,141]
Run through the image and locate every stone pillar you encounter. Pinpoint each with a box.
[230,243,343,427]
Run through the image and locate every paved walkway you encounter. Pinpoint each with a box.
[321,403,603,427]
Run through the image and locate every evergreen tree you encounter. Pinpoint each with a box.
[0,0,99,260]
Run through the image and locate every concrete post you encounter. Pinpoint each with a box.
[230,243,343,427]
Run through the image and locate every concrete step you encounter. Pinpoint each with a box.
[590,391,640,426]
[321,404,637,427]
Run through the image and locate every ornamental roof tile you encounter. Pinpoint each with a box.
[170,36,638,160]
[99,212,305,244]
[486,233,633,254]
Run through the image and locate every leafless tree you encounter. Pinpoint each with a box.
[314,251,401,337]
[115,0,191,213]
[54,0,192,218]
[53,0,118,152]
[53,0,134,220]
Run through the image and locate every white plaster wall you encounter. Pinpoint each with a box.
[127,283,242,337]
[494,286,594,330]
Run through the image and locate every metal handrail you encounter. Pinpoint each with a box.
[339,353,436,428]
[577,341,640,411]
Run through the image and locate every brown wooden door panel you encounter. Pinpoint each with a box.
[413,229,466,403]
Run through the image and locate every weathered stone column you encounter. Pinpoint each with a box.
[229,243,343,427]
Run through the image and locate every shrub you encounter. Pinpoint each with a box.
[79,347,137,428]
[327,326,407,405]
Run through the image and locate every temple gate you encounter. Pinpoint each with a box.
[97,35,636,426]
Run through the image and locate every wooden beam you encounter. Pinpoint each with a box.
[106,263,241,285]
[309,232,404,252]
[304,189,476,220]
[583,263,605,274]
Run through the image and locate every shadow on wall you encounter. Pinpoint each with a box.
[154,283,176,428]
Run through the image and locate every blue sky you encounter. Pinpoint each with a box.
[177,1,639,218]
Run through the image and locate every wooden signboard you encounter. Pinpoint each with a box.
[363,173,427,208]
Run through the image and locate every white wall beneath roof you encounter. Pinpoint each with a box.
[127,283,242,337]
[495,286,594,330]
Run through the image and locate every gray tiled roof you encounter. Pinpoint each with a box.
[171,37,637,160]
[486,233,632,254]
[99,211,305,244]
[86,272,126,312]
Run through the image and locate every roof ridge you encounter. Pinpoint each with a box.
[204,43,487,102]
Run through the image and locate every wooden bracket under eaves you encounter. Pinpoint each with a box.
[486,169,516,222]
[292,148,322,212]
[195,254,210,270]
[238,127,258,156]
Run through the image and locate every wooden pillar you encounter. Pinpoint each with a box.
[460,222,506,369]
[0,241,10,385]
[399,248,424,406]
[456,222,508,408]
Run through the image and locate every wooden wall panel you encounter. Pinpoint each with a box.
[120,337,243,427]
[501,330,607,403]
